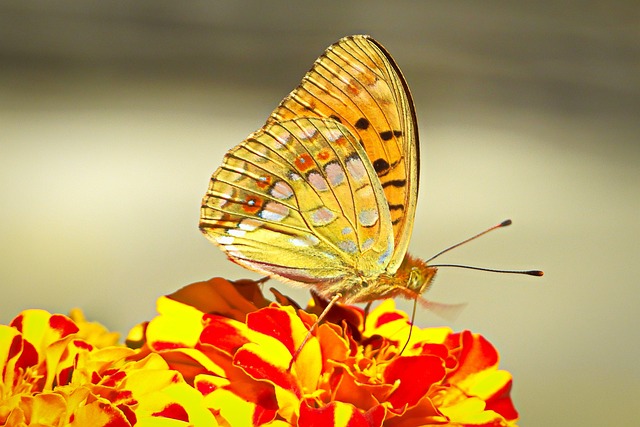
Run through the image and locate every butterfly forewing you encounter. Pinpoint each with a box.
[200,117,394,288]
[267,35,419,271]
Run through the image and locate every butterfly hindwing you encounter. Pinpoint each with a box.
[200,117,394,287]
[267,35,419,271]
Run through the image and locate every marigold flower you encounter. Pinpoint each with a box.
[68,308,121,349]
[134,277,519,427]
[1,278,519,426]
[0,309,216,426]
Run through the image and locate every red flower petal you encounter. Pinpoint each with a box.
[299,402,385,427]
[446,331,498,379]
[49,314,80,337]
[200,315,251,355]
[485,378,518,422]
[374,312,405,329]
[234,346,301,399]
[247,307,296,355]
[12,335,39,372]
[330,361,393,410]
[152,402,189,422]
[384,355,445,409]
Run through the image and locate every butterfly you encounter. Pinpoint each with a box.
[200,35,436,305]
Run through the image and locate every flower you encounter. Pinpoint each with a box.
[0,309,216,426]
[67,308,121,349]
[134,277,519,426]
[0,278,520,426]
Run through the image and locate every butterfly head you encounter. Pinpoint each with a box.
[340,254,436,303]
[398,254,438,297]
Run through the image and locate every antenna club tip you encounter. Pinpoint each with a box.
[530,270,544,277]
[500,219,513,227]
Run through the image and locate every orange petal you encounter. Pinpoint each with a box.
[383,355,445,409]
[330,360,392,411]
[157,347,228,384]
[247,307,297,354]
[439,397,512,426]
[317,323,350,366]
[382,394,444,427]
[446,332,499,381]
[246,306,322,393]
[364,301,453,355]
[443,331,518,423]
[168,277,268,322]
[200,315,252,356]
[203,387,277,426]
[484,375,518,422]
[133,381,218,426]
[234,345,301,399]
[299,401,385,427]
[0,326,39,392]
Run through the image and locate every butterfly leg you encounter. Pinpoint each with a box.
[289,293,342,369]
[253,276,270,286]
[363,301,373,329]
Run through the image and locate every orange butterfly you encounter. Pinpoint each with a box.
[200,35,539,309]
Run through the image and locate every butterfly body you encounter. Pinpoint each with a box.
[320,254,437,304]
[200,35,434,304]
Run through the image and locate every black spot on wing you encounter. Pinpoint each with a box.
[355,118,369,130]
[379,130,393,141]
[379,130,403,141]
[372,158,390,174]
[329,114,343,123]
[381,179,407,188]
[388,203,405,211]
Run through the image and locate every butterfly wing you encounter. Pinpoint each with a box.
[200,117,394,293]
[268,35,419,272]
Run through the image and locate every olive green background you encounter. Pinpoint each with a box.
[1,2,638,425]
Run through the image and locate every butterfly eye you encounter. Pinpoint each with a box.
[408,268,421,289]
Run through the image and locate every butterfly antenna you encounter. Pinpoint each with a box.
[425,219,513,263]
[426,219,544,276]
[427,264,543,276]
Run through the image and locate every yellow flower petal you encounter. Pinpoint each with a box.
[68,308,120,348]
[439,396,512,426]
[209,388,256,426]
[147,296,206,350]
[134,381,218,426]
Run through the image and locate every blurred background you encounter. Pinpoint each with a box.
[1,1,638,425]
